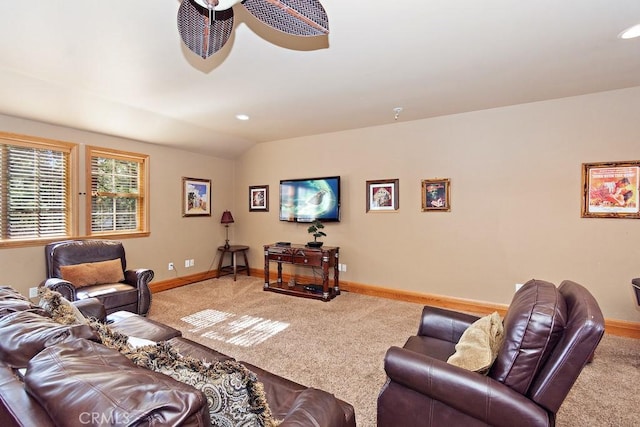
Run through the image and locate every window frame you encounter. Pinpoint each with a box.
[0,132,78,248]
[85,146,150,238]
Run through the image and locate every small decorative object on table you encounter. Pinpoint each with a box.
[306,219,326,248]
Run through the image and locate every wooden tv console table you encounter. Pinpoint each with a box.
[263,243,340,301]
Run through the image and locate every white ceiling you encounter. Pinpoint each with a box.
[1,1,639,159]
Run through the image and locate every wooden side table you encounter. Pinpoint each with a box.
[216,245,250,281]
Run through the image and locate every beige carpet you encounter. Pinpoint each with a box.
[148,276,640,427]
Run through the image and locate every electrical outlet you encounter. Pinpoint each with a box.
[342,264,347,272]
[184,259,190,268]
[168,262,174,271]
[189,259,195,267]
[29,287,39,298]
[515,283,523,292]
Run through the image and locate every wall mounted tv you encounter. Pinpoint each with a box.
[279,176,341,222]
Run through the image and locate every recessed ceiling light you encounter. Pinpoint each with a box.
[619,24,640,39]
[235,114,250,121]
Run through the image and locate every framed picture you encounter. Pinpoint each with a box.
[366,179,399,212]
[581,161,640,218]
[249,185,269,212]
[182,177,211,217]
[422,178,451,212]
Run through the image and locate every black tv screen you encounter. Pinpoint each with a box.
[279,176,340,222]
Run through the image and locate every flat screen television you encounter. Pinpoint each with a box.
[279,176,341,222]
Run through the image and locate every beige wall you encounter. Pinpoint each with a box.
[236,87,640,322]
[2,87,639,322]
[0,114,236,294]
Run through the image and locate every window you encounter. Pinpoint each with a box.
[0,133,76,246]
[0,134,150,247]
[86,146,149,237]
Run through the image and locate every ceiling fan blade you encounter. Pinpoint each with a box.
[242,0,329,36]
[177,0,235,59]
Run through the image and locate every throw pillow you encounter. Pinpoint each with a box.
[59,258,124,288]
[127,342,278,427]
[38,287,87,325]
[447,311,504,374]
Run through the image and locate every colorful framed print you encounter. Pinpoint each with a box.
[366,179,399,212]
[421,178,451,212]
[249,185,269,212]
[182,177,211,217]
[582,161,640,218]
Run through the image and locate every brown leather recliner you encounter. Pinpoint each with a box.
[377,279,605,427]
[42,240,153,316]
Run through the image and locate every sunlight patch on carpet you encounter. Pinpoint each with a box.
[181,309,234,332]
[180,310,289,347]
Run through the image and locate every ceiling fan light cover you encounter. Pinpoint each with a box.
[243,0,329,36]
[178,0,234,58]
[192,0,243,11]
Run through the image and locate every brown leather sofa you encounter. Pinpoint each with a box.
[377,279,605,427]
[43,239,153,316]
[0,286,356,427]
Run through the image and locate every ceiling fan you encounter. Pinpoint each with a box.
[177,0,330,59]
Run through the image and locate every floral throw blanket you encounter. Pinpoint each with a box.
[38,288,280,427]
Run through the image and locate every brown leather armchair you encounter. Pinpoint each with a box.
[42,240,153,316]
[377,279,605,427]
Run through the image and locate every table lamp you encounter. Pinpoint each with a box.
[220,210,234,249]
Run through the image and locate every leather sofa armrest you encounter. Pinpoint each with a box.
[72,297,106,322]
[279,388,348,427]
[40,278,76,301]
[383,346,550,427]
[124,268,154,288]
[416,306,479,342]
[124,268,154,316]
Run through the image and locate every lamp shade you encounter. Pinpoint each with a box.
[220,210,234,224]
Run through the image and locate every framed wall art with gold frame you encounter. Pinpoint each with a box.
[581,161,640,218]
[421,178,450,212]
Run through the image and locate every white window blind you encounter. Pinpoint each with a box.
[0,142,70,241]
[89,149,147,234]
